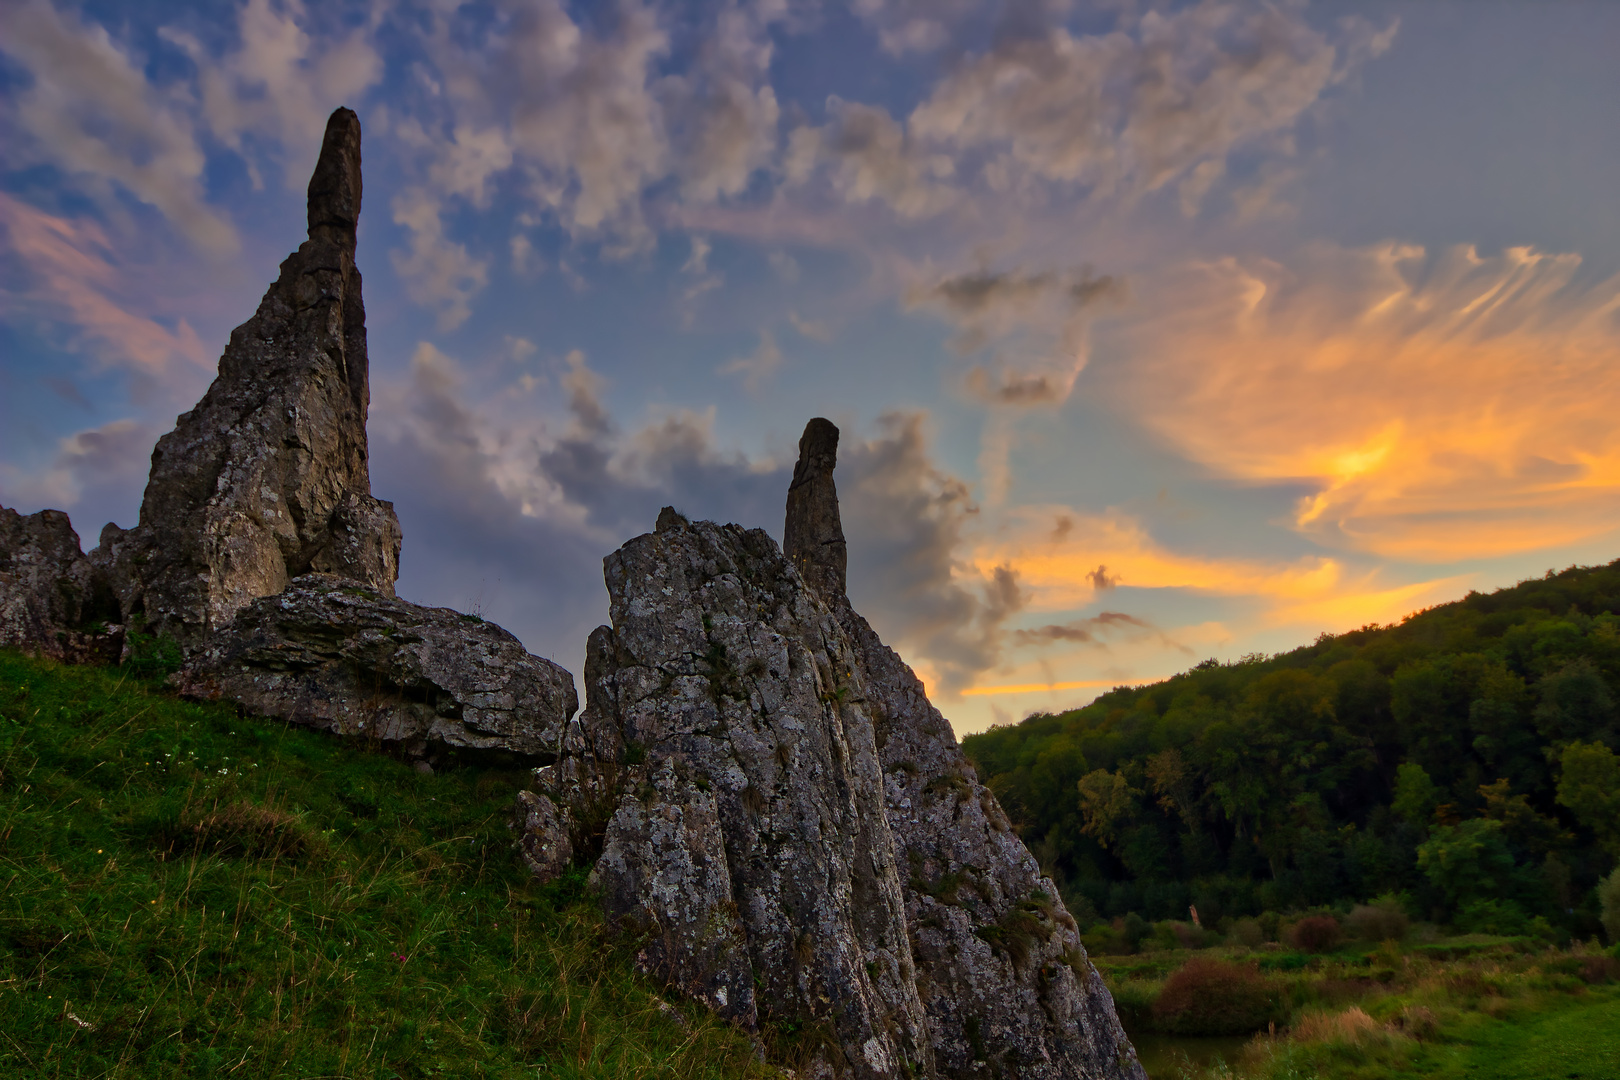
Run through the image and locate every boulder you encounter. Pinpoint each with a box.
[93,107,400,647]
[0,505,123,664]
[172,574,577,760]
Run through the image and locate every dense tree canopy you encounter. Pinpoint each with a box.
[962,562,1620,937]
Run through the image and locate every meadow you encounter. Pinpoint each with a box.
[0,650,770,1079]
[1094,918,1619,1079]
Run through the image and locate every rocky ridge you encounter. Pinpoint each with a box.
[173,574,577,761]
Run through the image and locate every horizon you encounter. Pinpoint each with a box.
[4,0,1620,735]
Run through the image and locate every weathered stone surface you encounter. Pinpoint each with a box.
[784,417,847,600]
[92,107,400,647]
[549,509,935,1078]
[786,421,1144,1080]
[0,505,123,664]
[172,574,577,759]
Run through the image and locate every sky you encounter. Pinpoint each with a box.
[4,0,1620,736]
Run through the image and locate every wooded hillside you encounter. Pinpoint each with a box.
[963,562,1620,940]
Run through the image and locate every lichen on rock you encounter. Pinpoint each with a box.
[92,107,400,647]
[173,573,576,761]
[521,425,1144,1077]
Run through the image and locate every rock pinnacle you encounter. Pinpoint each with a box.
[93,106,401,645]
[783,417,847,599]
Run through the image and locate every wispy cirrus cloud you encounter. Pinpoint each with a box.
[0,194,209,380]
[1108,242,1620,562]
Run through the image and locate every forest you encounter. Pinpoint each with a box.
[962,561,1620,942]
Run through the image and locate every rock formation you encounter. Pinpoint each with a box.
[521,428,1143,1078]
[789,421,1142,1079]
[93,107,400,647]
[0,506,123,664]
[172,574,577,760]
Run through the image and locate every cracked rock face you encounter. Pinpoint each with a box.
[542,508,935,1077]
[172,574,577,760]
[789,418,1142,1080]
[93,107,400,647]
[521,422,1143,1079]
[0,506,123,665]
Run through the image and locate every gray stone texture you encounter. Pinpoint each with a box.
[554,508,936,1078]
[521,422,1143,1078]
[0,506,123,664]
[172,573,577,759]
[92,107,400,647]
[790,419,1143,1080]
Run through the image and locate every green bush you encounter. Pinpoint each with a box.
[1456,898,1530,936]
[1151,958,1284,1035]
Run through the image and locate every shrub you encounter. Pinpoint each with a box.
[1600,867,1620,944]
[1151,958,1283,1036]
[1230,917,1266,947]
[1347,901,1409,943]
[1455,898,1528,936]
[1287,914,1342,953]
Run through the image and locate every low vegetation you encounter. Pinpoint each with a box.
[0,650,771,1078]
[1095,926,1620,1079]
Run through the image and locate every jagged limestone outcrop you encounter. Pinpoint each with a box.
[520,428,1143,1079]
[529,507,934,1076]
[172,574,577,760]
[0,506,123,664]
[93,108,400,647]
[786,422,1142,1079]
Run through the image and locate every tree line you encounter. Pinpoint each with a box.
[962,562,1620,940]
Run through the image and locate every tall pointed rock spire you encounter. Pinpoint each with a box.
[783,417,847,599]
[95,106,401,645]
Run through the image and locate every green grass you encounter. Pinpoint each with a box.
[1096,938,1620,1080]
[0,650,772,1079]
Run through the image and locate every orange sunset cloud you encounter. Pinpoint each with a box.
[1107,242,1620,562]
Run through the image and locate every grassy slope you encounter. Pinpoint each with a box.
[0,651,770,1079]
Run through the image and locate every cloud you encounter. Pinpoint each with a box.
[1011,610,1192,655]
[717,330,783,392]
[840,412,1028,695]
[788,311,831,341]
[169,0,384,191]
[0,418,154,535]
[908,2,1393,210]
[389,188,490,330]
[787,3,1393,225]
[0,193,209,380]
[785,98,959,218]
[1107,242,1620,562]
[0,0,236,254]
[365,339,834,688]
[850,0,983,56]
[909,263,1126,405]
